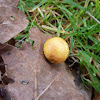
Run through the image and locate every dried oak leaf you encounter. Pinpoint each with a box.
[0,27,85,100]
[0,0,28,43]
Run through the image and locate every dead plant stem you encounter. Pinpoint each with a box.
[86,11,100,24]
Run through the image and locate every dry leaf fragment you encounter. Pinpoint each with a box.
[0,0,28,43]
[0,0,19,7]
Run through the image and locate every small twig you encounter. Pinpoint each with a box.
[86,11,100,24]
[36,72,65,100]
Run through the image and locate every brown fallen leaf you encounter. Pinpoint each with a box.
[0,0,19,7]
[0,0,28,43]
[0,27,87,100]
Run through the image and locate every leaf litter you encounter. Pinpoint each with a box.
[0,27,92,100]
[0,0,28,43]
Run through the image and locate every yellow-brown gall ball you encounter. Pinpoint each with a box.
[43,37,69,64]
